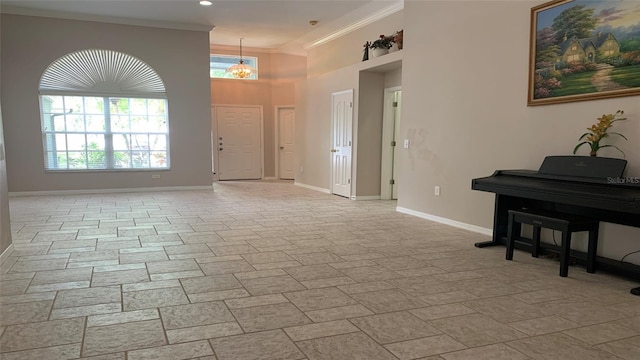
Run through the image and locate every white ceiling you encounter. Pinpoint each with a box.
[0,0,403,53]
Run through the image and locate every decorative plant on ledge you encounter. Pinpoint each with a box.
[573,110,628,157]
[369,34,395,49]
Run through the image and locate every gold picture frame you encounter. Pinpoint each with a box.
[528,0,640,106]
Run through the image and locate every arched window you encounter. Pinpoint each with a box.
[39,49,169,170]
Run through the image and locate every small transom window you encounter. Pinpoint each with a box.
[210,54,258,80]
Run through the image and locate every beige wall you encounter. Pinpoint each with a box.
[307,11,404,77]
[356,71,385,196]
[1,14,212,192]
[296,67,357,189]
[296,10,404,191]
[399,1,640,263]
[299,2,639,264]
[384,68,402,88]
[210,46,305,178]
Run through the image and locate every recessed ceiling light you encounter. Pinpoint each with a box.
[200,1,213,6]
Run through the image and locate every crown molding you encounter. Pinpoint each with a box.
[303,1,404,50]
[0,5,214,32]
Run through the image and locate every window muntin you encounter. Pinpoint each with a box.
[41,95,169,170]
[210,54,258,80]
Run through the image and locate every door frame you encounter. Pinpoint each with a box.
[330,89,354,199]
[381,86,401,200]
[274,105,295,180]
[211,104,265,180]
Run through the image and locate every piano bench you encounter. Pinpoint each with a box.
[505,209,599,277]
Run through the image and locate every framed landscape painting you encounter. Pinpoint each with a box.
[528,0,640,106]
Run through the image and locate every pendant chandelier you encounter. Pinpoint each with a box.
[226,38,255,79]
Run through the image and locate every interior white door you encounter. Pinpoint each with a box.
[278,108,295,180]
[215,106,262,180]
[331,90,353,198]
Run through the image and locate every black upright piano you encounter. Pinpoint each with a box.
[472,156,640,283]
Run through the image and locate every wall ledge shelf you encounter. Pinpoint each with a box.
[358,50,403,73]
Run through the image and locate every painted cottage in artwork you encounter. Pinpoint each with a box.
[558,32,620,63]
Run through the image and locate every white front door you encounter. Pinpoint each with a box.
[215,106,262,180]
[277,107,295,180]
[331,90,353,198]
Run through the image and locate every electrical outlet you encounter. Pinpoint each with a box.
[403,139,410,148]
[151,174,161,179]
[300,166,304,173]
[434,186,440,196]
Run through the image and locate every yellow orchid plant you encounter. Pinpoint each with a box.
[573,110,628,157]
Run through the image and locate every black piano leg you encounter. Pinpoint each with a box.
[631,287,640,296]
[475,194,516,248]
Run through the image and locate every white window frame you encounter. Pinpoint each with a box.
[40,95,169,171]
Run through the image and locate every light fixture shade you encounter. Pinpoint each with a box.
[226,60,255,79]
[226,38,255,79]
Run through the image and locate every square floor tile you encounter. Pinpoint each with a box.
[385,334,467,359]
[338,266,403,282]
[240,275,306,296]
[297,332,397,360]
[83,319,166,357]
[284,287,357,311]
[0,343,81,360]
[160,301,235,329]
[199,259,256,275]
[284,264,343,281]
[440,343,529,360]
[463,296,549,323]
[430,313,527,347]
[127,340,214,360]
[0,317,84,352]
[54,285,121,308]
[179,274,242,294]
[0,300,52,326]
[31,267,92,285]
[508,332,623,360]
[350,289,427,313]
[350,311,442,344]
[231,302,312,332]
[210,329,305,360]
[597,335,640,360]
[91,269,149,286]
[284,319,359,341]
[166,322,243,344]
[124,287,189,311]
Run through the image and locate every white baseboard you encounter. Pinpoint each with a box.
[9,185,214,197]
[0,244,15,265]
[396,206,493,236]
[352,195,381,201]
[294,182,330,194]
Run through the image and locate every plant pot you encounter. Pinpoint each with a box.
[371,47,389,57]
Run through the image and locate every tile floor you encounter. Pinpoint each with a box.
[0,181,639,360]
